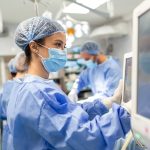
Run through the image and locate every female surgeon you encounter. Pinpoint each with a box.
[5,16,131,150]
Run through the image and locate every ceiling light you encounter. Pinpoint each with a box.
[75,24,82,31]
[67,35,75,43]
[75,31,83,38]
[76,0,109,9]
[63,3,89,14]
[66,20,73,28]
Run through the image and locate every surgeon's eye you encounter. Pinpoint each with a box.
[55,42,63,49]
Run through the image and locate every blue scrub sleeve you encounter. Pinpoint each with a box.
[0,91,6,120]
[2,123,9,150]
[34,91,131,150]
[98,69,121,98]
[77,69,90,93]
[0,91,2,119]
[79,99,109,120]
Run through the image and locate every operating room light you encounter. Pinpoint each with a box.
[66,20,73,28]
[57,17,90,48]
[75,30,83,38]
[75,24,82,31]
[63,3,89,14]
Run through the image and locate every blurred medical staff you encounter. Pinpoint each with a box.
[69,41,121,102]
[4,16,131,150]
[0,51,27,120]
[0,51,27,150]
[8,51,27,79]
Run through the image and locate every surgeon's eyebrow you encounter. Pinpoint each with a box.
[55,40,66,47]
[54,40,64,44]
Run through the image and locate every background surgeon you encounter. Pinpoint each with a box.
[69,41,122,102]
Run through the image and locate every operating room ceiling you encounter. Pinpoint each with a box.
[0,0,143,28]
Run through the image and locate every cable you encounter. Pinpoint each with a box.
[121,131,133,150]
[34,0,39,16]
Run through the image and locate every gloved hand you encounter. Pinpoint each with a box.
[112,79,123,101]
[68,89,78,103]
[101,79,123,109]
[77,95,99,104]
[68,79,80,103]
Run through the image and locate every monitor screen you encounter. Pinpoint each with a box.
[123,57,132,103]
[137,9,150,119]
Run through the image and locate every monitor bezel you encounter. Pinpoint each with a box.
[121,52,132,105]
[132,0,150,146]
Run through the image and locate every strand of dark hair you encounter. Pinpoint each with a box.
[24,38,45,64]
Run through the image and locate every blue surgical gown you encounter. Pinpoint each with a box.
[6,75,130,150]
[0,79,23,150]
[1,78,110,150]
[77,57,122,98]
[0,90,3,119]
[0,80,16,120]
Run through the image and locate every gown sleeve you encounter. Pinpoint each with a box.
[79,99,109,120]
[33,89,131,150]
[77,69,90,93]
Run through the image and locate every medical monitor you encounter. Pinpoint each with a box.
[122,52,132,104]
[132,0,150,148]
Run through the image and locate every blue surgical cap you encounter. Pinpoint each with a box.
[8,59,17,73]
[8,52,28,73]
[15,17,65,51]
[81,41,100,55]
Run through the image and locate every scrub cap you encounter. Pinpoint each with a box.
[15,16,65,51]
[8,52,28,73]
[8,59,17,73]
[81,41,100,55]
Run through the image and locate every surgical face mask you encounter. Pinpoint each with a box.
[37,44,67,72]
[85,59,97,69]
[77,59,86,66]
[77,59,96,69]
[140,53,150,74]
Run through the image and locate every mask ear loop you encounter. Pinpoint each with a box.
[30,41,50,60]
[36,52,45,60]
[36,42,48,49]
[36,43,52,59]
